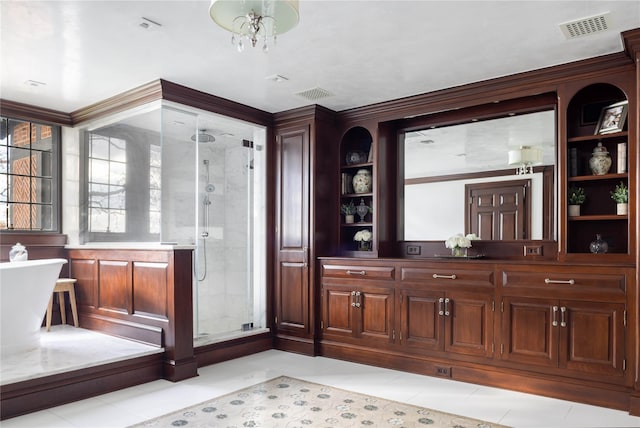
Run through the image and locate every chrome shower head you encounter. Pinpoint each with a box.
[191,129,216,143]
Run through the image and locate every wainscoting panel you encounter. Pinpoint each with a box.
[98,260,130,313]
[133,261,169,319]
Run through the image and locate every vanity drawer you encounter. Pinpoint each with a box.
[400,267,495,287]
[322,264,395,281]
[501,268,626,294]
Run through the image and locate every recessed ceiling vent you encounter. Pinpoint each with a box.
[295,87,334,101]
[559,12,611,39]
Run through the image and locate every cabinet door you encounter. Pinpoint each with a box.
[559,300,626,381]
[398,288,444,353]
[322,284,356,340]
[501,297,558,368]
[445,291,494,358]
[275,128,310,337]
[357,286,395,345]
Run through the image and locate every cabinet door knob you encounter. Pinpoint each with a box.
[545,278,575,285]
[552,306,559,327]
[433,274,457,280]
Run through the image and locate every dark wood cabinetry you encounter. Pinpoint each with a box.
[398,265,495,358]
[321,263,395,346]
[273,106,338,354]
[322,283,395,345]
[399,288,494,358]
[499,264,630,385]
[501,297,626,383]
[319,257,635,412]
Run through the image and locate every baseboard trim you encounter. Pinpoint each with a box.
[195,332,272,367]
[319,341,632,414]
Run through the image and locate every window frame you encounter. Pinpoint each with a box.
[0,116,62,233]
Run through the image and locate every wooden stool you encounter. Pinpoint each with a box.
[46,278,79,331]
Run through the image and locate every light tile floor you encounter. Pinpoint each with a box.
[2,327,640,427]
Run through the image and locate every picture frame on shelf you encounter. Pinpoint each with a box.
[594,100,628,135]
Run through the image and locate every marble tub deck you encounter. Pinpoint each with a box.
[0,325,162,386]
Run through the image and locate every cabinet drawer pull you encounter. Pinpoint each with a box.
[552,306,559,327]
[444,298,450,316]
[432,274,457,280]
[347,270,366,276]
[355,291,361,308]
[438,297,445,316]
[560,306,567,327]
[545,278,575,285]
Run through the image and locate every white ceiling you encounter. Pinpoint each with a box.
[1,1,639,116]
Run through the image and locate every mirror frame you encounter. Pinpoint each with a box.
[396,93,558,244]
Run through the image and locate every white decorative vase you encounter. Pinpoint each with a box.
[589,142,612,175]
[345,214,355,224]
[352,169,372,194]
[568,204,581,217]
[617,203,628,215]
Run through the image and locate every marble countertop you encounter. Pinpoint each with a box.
[65,242,195,250]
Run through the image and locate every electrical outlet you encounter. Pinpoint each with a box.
[407,245,421,255]
[524,245,542,256]
[434,366,451,377]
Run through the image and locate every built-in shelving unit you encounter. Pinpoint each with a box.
[565,83,630,256]
[339,127,375,256]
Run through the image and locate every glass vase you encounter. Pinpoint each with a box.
[589,234,608,254]
[357,241,370,251]
[451,246,467,257]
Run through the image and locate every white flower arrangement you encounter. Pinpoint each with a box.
[353,229,373,242]
[445,233,479,249]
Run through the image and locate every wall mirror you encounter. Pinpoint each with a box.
[401,108,557,241]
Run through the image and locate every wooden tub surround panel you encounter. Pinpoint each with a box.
[67,247,197,382]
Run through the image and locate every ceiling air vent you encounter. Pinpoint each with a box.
[295,87,334,101]
[559,12,611,39]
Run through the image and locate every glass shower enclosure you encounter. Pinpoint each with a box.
[80,100,267,344]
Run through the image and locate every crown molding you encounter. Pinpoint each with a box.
[338,51,634,124]
[0,100,72,126]
[70,80,163,126]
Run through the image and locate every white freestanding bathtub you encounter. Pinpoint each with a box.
[0,258,67,356]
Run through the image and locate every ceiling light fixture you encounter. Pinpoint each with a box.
[508,146,542,175]
[209,0,299,53]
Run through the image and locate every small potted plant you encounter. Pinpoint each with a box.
[610,181,628,215]
[568,186,585,217]
[341,200,357,223]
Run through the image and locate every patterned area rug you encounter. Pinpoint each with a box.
[130,376,509,427]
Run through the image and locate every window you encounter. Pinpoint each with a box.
[83,125,160,242]
[0,117,60,231]
[88,134,127,233]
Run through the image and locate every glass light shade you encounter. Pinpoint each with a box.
[209,0,300,36]
[508,146,542,166]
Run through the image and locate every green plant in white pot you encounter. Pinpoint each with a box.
[568,186,585,217]
[610,181,629,215]
[341,200,357,223]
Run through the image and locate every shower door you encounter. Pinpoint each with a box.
[191,113,267,343]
